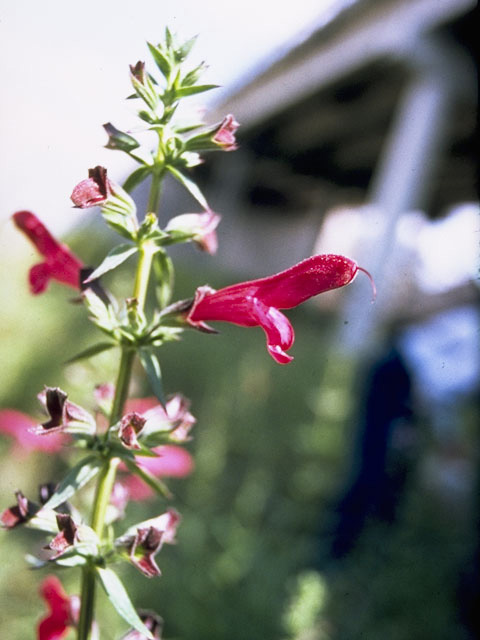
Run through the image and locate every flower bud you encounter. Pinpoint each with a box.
[165,210,221,254]
[103,122,140,152]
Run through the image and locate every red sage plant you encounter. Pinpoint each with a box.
[1,28,373,640]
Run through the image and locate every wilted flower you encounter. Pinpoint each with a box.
[70,166,112,208]
[116,509,180,578]
[185,114,239,153]
[37,576,79,640]
[12,211,84,294]
[212,114,239,151]
[34,387,95,437]
[185,254,373,364]
[46,514,78,559]
[119,412,147,450]
[0,490,38,529]
[121,610,163,640]
[165,210,221,254]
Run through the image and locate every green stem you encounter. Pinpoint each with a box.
[147,130,165,215]
[76,238,156,639]
[110,348,136,427]
[77,565,96,640]
[133,244,155,310]
[146,168,163,214]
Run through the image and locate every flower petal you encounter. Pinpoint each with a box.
[0,409,64,453]
[38,576,72,640]
[13,211,83,293]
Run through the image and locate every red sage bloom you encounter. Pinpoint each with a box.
[187,254,374,364]
[13,211,83,294]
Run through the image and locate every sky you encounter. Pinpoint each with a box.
[0,0,341,232]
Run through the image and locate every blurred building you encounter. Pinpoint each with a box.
[199,0,477,279]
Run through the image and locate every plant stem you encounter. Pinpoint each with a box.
[77,129,165,640]
[146,168,163,214]
[76,253,155,640]
[133,243,155,310]
[77,565,96,640]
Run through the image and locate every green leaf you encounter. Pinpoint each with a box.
[123,458,172,499]
[123,166,152,193]
[177,34,198,61]
[65,341,116,364]
[85,244,138,282]
[176,84,219,98]
[147,42,171,78]
[97,567,154,639]
[43,456,101,510]
[166,165,209,209]
[83,289,119,336]
[139,349,165,405]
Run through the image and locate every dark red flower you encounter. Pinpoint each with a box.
[70,166,112,209]
[46,514,78,559]
[187,254,373,364]
[33,387,95,437]
[12,211,83,294]
[116,509,181,578]
[0,490,38,529]
[37,575,79,640]
[119,412,147,450]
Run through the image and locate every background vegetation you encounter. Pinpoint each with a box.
[0,226,477,639]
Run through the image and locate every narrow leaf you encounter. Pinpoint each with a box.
[65,342,115,364]
[123,458,172,499]
[147,42,171,78]
[123,166,152,193]
[85,244,138,282]
[139,349,165,405]
[43,456,101,510]
[166,165,209,209]
[97,567,154,639]
[176,84,219,98]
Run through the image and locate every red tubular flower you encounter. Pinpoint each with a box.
[38,576,79,640]
[12,211,83,294]
[187,254,374,364]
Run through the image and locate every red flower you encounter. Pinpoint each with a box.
[12,211,83,294]
[212,114,239,151]
[187,254,373,364]
[37,576,79,640]
[70,166,112,209]
[0,409,65,456]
